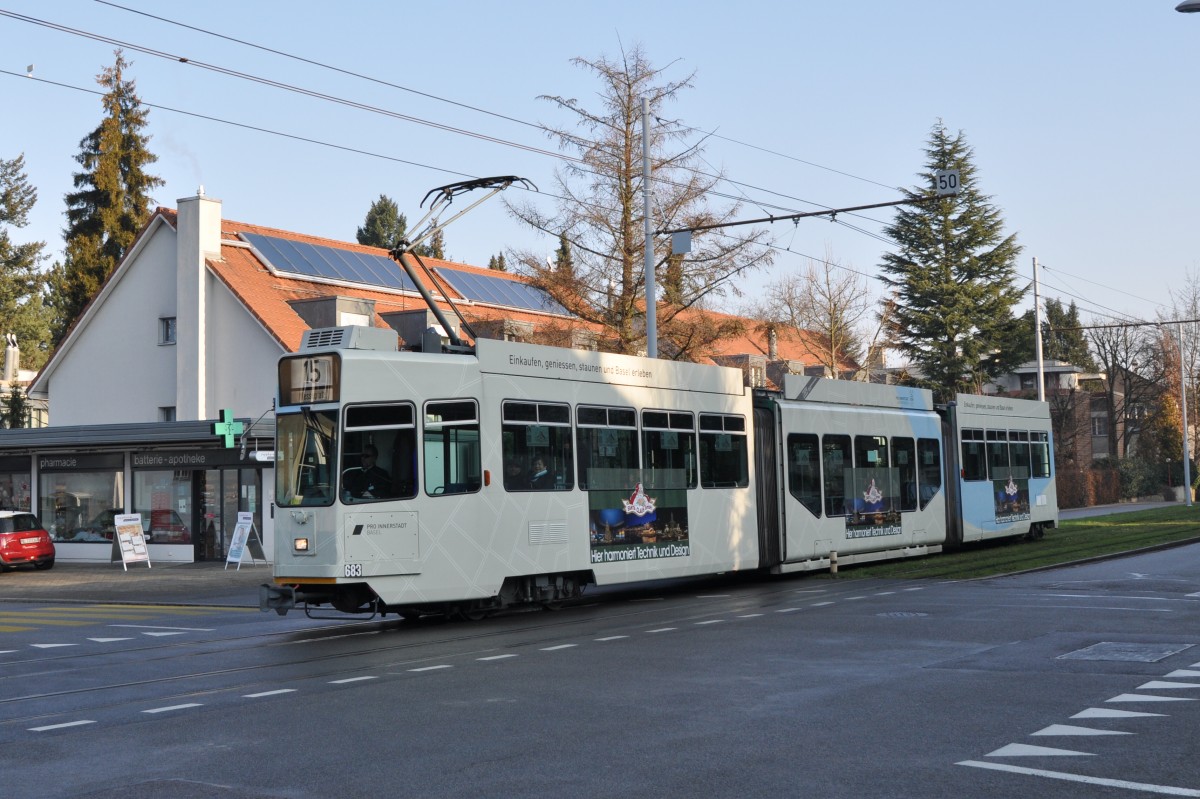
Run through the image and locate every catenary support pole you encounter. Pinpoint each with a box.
[1033,256,1045,402]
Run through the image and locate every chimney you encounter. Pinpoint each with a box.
[176,192,222,420]
[767,328,778,360]
[2,333,18,384]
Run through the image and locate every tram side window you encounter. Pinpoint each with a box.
[341,403,417,503]
[1031,431,1052,478]
[1009,431,1032,479]
[698,414,749,488]
[961,429,986,481]
[642,410,697,489]
[575,406,638,490]
[822,434,852,516]
[853,435,896,514]
[424,400,481,496]
[892,436,917,511]
[502,401,574,491]
[787,433,822,517]
[917,437,942,509]
[987,430,1010,479]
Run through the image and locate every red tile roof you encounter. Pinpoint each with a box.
[157,207,853,376]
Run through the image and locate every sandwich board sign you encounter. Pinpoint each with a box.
[226,511,266,570]
[111,513,151,570]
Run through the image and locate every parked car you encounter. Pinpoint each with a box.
[145,509,191,544]
[0,511,55,570]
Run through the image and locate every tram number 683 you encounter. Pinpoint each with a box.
[344,563,363,578]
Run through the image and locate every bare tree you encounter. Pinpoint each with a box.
[1087,321,1163,459]
[763,247,871,378]
[505,44,772,358]
[1164,268,1200,462]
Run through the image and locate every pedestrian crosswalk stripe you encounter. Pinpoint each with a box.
[986,743,1094,757]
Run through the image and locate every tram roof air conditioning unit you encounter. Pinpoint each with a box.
[300,325,398,352]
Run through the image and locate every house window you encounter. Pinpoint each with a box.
[1091,416,1108,437]
[159,317,177,345]
[158,406,176,422]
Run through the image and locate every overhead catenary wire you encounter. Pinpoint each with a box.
[15,6,904,236]
[15,4,1179,328]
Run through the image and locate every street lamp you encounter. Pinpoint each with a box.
[1179,324,1193,506]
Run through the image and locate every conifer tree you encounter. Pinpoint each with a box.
[488,252,508,271]
[416,228,445,260]
[878,121,1023,401]
[0,153,52,372]
[552,233,574,276]
[50,50,162,346]
[356,194,407,249]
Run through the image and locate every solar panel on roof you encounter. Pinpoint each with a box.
[242,233,419,293]
[433,268,568,315]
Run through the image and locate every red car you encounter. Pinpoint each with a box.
[0,511,55,571]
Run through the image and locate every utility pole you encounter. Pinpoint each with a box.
[1032,256,1045,402]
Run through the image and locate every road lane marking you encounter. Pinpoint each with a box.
[1107,693,1195,703]
[1031,724,1132,736]
[695,620,723,625]
[1072,708,1165,719]
[142,703,202,714]
[409,665,452,672]
[958,760,1200,796]
[29,720,96,732]
[329,676,377,684]
[595,636,628,641]
[109,624,214,631]
[244,689,297,698]
[645,627,675,633]
[540,644,577,651]
[986,743,1093,757]
[478,654,518,661]
[1138,681,1200,690]
[0,617,90,627]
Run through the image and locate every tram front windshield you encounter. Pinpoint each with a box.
[276,409,339,507]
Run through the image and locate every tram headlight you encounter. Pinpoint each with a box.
[293,537,309,552]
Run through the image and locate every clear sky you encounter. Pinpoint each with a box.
[2,0,1198,328]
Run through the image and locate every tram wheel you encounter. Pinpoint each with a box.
[453,603,490,622]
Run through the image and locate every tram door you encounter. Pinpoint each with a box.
[194,468,265,561]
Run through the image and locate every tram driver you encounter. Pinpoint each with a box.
[343,444,393,500]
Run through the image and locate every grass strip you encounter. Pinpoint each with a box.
[829,505,1200,580]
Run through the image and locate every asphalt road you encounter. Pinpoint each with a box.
[3,539,1200,799]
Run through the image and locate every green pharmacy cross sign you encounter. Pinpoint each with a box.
[212,409,245,449]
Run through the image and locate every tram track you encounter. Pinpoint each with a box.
[0,574,904,726]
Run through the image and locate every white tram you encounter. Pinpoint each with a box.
[261,326,1057,618]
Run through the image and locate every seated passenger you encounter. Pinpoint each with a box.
[503,459,526,490]
[529,457,553,490]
